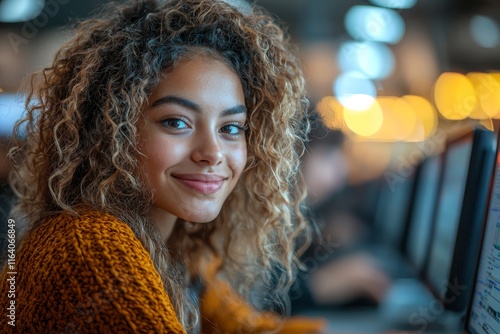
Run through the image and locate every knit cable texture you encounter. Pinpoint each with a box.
[0,211,185,333]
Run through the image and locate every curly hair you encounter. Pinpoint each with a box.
[9,0,311,330]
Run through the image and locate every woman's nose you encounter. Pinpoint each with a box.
[191,131,223,166]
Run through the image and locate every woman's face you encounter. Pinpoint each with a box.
[138,54,247,224]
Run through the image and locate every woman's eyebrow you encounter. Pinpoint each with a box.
[221,105,247,117]
[150,95,247,116]
[151,95,200,112]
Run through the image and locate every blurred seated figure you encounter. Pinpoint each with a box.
[291,113,391,313]
[302,120,348,207]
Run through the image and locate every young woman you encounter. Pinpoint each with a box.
[0,0,326,333]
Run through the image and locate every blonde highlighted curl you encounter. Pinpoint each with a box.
[9,0,311,331]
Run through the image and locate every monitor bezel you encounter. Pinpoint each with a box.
[375,169,418,252]
[404,154,441,277]
[423,127,496,312]
[463,129,500,334]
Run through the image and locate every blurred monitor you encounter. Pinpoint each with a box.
[374,171,416,251]
[405,155,441,275]
[465,132,500,334]
[426,128,496,312]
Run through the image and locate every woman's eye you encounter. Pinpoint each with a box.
[162,118,188,129]
[220,123,247,135]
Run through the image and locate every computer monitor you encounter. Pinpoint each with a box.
[405,155,441,275]
[374,170,416,251]
[465,132,500,334]
[425,127,496,312]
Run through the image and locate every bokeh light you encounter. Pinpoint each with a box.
[374,97,417,141]
[318,95,438,142]
[402,95,438,141]
[316,96,349,132]
[368,0,417,9]
[470,15,500,48]
[434,72,477,120]
[338,41,395,79]
[345,6,405,44]
[0,0,44,22]
[343,99,384,137]
[466,72,500,119]
[488,72,500,119]
[334,71,377,110]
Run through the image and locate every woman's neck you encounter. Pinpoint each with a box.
[150,206,178,242]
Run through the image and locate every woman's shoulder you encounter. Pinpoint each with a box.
[18,210,152,274]
[38,210,135,234]
[2,210,186,333]
[29,210,140,249]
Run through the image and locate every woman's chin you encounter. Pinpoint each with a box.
[179,211,219,224]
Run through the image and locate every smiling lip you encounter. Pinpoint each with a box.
[172,174,227,195]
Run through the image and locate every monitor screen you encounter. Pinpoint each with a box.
[467,154,500,334]
[406,155,441,273]
[376,173,415,248]
[427,138,472,297]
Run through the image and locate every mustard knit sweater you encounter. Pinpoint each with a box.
[0,211,325,333]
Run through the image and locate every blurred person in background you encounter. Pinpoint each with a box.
[291,113,391,314]
[0,0,329,333]
[302,116,348,207]
[302,113,365,246]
